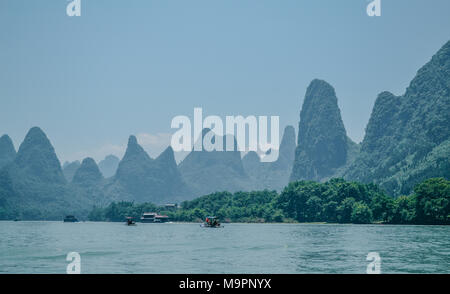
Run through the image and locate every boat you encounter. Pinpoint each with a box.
[126,217,136,226]
[154,215,169,223]
[140,212,157,223]
[140,212,170,223]
[201,216,223,228]
[63,215,79,222]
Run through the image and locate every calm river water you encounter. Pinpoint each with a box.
[0,222,448,273]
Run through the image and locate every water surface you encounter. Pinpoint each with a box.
[0,222,448,273]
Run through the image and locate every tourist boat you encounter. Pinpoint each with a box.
[63,215,79,222]
[154,215,169,223]
[140,212,169,223]
[201,216,223,228]
[126,217,136,226]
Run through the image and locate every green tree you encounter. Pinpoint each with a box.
[351,202,373,224]
[391,196,416,224]
[414,178,449,224]
[336,197,356,223]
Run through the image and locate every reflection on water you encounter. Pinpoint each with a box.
[0,222,448,273]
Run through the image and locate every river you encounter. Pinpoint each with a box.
[0,222,448,273]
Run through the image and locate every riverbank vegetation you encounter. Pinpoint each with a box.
[88,178,449,225]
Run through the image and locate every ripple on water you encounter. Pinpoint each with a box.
[0,222,448,273]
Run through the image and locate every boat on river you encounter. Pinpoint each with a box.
[140,212,170,223]
[201,216,223,228]
[63,215,79,222]
[126,217,136,226]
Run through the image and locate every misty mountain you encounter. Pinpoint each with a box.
[13,127,66,184]
[242,151,261,173]
[0,134,16,169]
[179,129,250,196]
[62,160,81,182]
[270,125,296,171]
[1,40,449,219]
[344,40,450,195]
[70,157,108,207]
[72,157,104,186]
[0,127,89,220]
[243,126,297,191]
[98,155,120,178]
[107,136,191,204]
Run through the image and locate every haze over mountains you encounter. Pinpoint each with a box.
[98,155,120,178]
[62,160,81,182]
[179,129,249,196]
[63,155,120,181]
[0,135,16,169]
[72,158,104,187]
[243,125,296,191]
[0,128,91,219]
[0,40,449,220]
[107,135,191,204]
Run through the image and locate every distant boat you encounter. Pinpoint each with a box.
[63,215,79,222]
[154,215,169,223]
[126,217,136,226]
[140,212,170,223]
[201,216,223,228]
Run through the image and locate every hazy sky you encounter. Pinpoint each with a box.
[1,0,449,163]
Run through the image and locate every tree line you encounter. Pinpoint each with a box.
[88,177,449,225]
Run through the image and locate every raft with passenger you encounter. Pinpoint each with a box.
[125,217,136,226]
[201,216,223,228]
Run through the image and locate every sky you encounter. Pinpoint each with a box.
[1,0,450,163]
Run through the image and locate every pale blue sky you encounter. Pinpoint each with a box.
[1,0,449,162]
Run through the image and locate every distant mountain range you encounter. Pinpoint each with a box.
[98,155,120,178]
[62,160,81,182]
[63,155,120,181]
[243,125,296,191]
[0,40,449,220]
[179,129,249,196]
[106,135,191,204]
